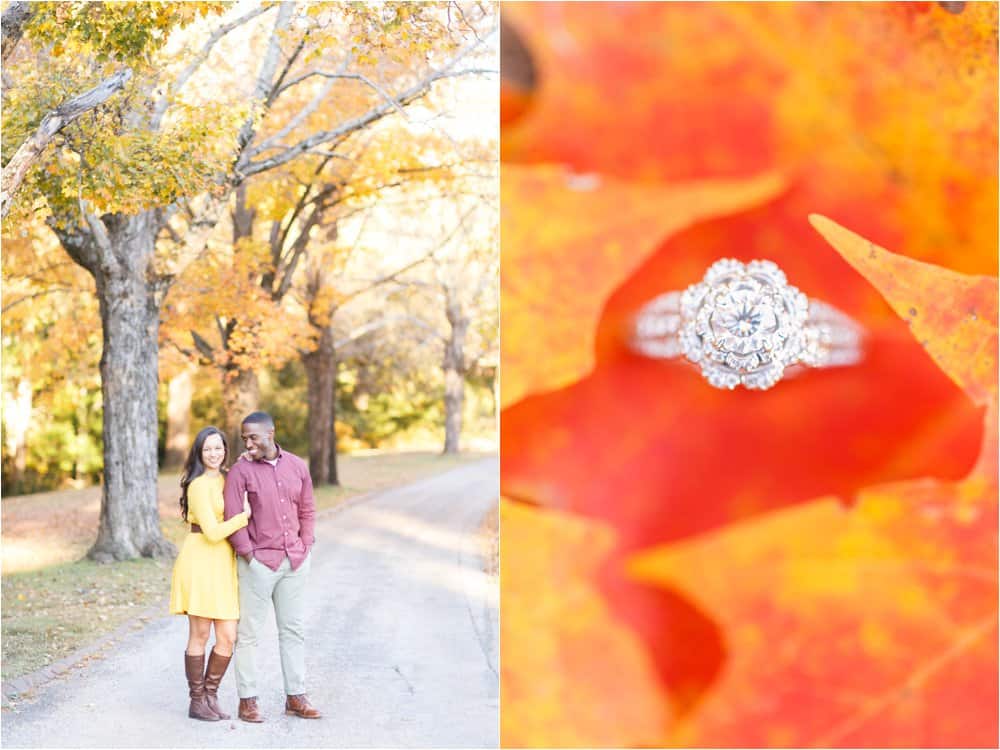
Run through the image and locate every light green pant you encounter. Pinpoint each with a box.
[234,553,311,698]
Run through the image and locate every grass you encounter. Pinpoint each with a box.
[2,450,490,573]
[311,450,490,512]
[2,559,170,682]
[1,450,492,684]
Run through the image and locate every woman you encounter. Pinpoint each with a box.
[169,426,250,721]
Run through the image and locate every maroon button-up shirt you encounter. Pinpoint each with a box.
[223,445,315,571]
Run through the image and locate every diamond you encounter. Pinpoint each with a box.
[746,259,787,286]
[743,363,785,390]
[680,283,707,316]
[704,258,744,285]
[632,257,862,391]
[677,258,809,390]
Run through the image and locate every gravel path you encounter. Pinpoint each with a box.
[2,459,499,748]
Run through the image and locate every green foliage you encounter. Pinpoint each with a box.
[25,1,227,65]
[10,89,246,217]
[1,279,104,495]
[188,371,225,437]
[336,367,441,447]
[2,353,490,496]
[1,382,103,496]
[329,2,456,67]
[1,1,497,495]
[185,362,311,459]
[259,360,309,459]
[4,1,244,217]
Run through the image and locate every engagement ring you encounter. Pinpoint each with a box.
[630,259,864,390]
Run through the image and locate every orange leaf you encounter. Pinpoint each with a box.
[501,164,783,408]
[502,2,997,276]
[500,498,671,747]
[501,204,986,733]
[502,199,983,548]
[503,219,997,746]
[810,214,998,407]
[499,4,997,744]
[629,471,998,747]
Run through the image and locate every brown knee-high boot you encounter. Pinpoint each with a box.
[184,652,219,721]
[203,649,232,720]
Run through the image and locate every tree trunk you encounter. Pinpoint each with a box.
[163,369,193,470]
[303,325,339,485]
[328,373,340,486]
[221,366,259,456]
[443,298,468,455]
[491,364,499,435]
[1,2,32,65]
[87,213,175,562]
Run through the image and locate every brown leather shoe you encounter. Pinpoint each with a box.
[202,649,232,720]
[285,693,322,719]
[239,697,264,723]
[184,652,219,721]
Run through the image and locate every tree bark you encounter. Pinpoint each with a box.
[442,296,468,455]
[33,4,302,561]
[221,366,260,456]
[1,68,132,219]
[490,364,499,433]
[163,369,193,470]
[1,1,32,65]
[302,325,339,485]
[327,371,340,486]
[83,213,174,562]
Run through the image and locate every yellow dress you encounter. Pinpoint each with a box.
[169,474,248,620]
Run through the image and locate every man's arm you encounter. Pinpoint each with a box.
[298,463,315,549]
[223,467,253,560]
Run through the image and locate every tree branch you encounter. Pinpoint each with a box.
[191,329,216,361]
[339,248,436,305]
[335,315,446,348]
[273,70,413,121]
[2,68,133,219]
[232,1,297,166]
[45,213,99,275]
[1,286,77,313]
[152,4,273,129]
[1,1,32,66]
[272,190,337,301]
[266,31,309,107]
[239,34,496,179]
[164,336,198,363]
[248,77,337,158]
[3,259,76,283]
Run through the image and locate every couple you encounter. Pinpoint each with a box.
[168,411,322,723]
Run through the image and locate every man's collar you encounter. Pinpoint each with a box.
[261,443,283,462]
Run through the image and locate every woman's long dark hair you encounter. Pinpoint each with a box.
[179,426,229,521]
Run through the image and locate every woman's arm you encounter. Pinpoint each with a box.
[189,479,248,543]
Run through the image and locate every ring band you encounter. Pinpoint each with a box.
[630,259,864,390]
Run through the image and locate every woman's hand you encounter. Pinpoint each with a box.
[243,492,252,519]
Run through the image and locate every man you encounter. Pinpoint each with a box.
[223,411,322,722]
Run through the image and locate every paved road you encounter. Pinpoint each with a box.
[2,459,499,748]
